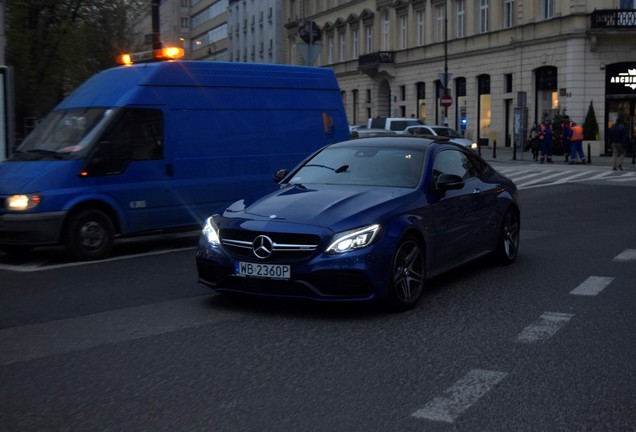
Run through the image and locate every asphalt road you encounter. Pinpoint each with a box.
[1,180,635,431]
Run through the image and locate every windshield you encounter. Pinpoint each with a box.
[289,146,425,188]
[11,108,116,161]
[432,127,463,138]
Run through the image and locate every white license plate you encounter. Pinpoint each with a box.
[236,261,291,280]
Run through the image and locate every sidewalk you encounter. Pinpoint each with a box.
[477,145,635,169]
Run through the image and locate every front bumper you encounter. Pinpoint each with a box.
[0,211,67,246]
[195,238,387,302]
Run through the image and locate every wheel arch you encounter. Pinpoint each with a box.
[59,200,122,243]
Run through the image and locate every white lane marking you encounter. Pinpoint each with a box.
[0,246,196,272]
[553,171,594,184]
[569,276,615,296]
[0,295,226,366]
[613,249,636,262]
[412,369,507,423]
[609,172,636,182]
[585,171,618,180]
[515,312,574,344]
[516,170,574,188]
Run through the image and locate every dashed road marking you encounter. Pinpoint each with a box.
[569,276,615,296]
[515,312,574,344]
[613,249,636,262]
[412,369,507,423]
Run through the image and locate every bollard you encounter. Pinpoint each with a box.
[587,143,592,164]
[492,139,497,159]
[512,141,517,160]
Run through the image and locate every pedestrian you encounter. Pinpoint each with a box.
[539,120,553,164]
[528,122,540,161]
[609,118,627,171]
[561,117,572,163]
[568,121,586,164]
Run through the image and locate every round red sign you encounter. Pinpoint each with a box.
[440,94,453,108]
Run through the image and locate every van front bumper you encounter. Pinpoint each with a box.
[0,211,67,246]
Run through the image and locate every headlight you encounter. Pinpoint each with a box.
[326,224,381,254]
[202,216,221,247]
[6,194,42,211]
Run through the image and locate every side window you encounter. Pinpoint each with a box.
[85,108,164,176]
[433,149,470,180]
[100,108,164,162]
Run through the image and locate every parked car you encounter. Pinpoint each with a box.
[196,137,520,311]
[404,125,477,149]
[351,128,398,138]
[367,117,423,134]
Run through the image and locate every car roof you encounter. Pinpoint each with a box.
[331,135,459,149]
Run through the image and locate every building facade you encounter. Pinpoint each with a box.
[286,0,636,155]
[228,0,286,64]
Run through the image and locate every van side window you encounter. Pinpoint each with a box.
[84,108,164,176]
[103,108,164,161]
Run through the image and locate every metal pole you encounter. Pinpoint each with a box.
[444,0,448,126]
[151,1,162,50]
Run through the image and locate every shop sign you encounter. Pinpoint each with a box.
[606,63,636,94]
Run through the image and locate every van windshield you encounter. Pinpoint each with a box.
[10,108,116,161]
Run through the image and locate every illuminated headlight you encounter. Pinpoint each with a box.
[469,142,479,151]
[6,194,42,211]
[202,216,221,247]
[326,224,381,254]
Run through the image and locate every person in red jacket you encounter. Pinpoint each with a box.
[568,121,586,165]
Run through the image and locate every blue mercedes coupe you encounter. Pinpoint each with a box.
[196,137,519,311]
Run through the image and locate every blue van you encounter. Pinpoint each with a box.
[0,61,349,260]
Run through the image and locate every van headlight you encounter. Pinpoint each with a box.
[6,194,42,211]
[202,216,221,247]
[326,224,381,254]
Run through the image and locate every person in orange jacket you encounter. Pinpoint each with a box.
[568,121,586,165]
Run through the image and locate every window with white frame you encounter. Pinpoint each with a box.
[382,11,390,50]
[339,33,345,62]
[400,15,408,49]
[434,4,444,43]
[352,28,359,58]
[455,0,465,38]
[479,0,489,33]
[503,0,514,28]
[541,0,553,19]
[417,11,425,46]
[328,35,334,63]
[365,24,373,54]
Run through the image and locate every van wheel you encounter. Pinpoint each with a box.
[64,209,114,261]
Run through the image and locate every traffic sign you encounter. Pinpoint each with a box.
[440,94,453,108]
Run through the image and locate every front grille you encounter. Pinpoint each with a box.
[219,229,321,262]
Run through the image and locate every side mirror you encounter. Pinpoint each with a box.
[273,169,288,183]
[436,173,465,190]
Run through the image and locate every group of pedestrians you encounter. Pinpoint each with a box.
[528,116,628,169]
[528,118,586,165]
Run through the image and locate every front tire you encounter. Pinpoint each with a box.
[493,208,520,265]
[64,209,115,261]
[388,235,426,311]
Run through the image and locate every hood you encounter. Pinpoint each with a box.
[0,161,82,194]
[225,184,416,230]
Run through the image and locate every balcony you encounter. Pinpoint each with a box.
[358,51,395,68]
[591,9,636,28]
[358,51,395,80]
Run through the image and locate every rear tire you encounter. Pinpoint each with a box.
[64,209,115,261]
[493,208,520,265]
[387,235,426,311]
